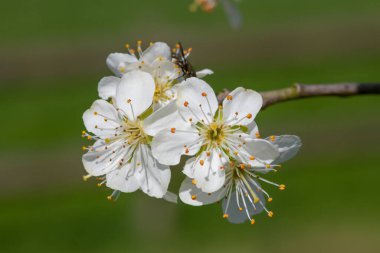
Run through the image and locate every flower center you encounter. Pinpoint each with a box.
[153,80,173,104]
[206,122,225,145]
[122,118,148,145]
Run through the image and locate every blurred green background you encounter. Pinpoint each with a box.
[1,0,380,252]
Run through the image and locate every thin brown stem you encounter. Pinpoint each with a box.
[217,83,380,109]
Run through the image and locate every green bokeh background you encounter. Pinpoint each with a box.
[1,0,380,252]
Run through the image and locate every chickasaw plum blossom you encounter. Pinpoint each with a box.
[179,135,301,224]
[152,78,269,194]
[99,41,213,109]
[82,70,183,200]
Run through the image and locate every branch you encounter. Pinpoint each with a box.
[217,83,380,109]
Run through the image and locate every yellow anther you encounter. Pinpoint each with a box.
[226,95,233,101]
[97,183,102,187]
[184,101,189,107]
[185,148,189,154]
[255,132,261,138]
[200,160,204,166]
[229,161,235,167]
[206,151,211,157]
[249,156,255,160]
[233,151,238,156]
[87,136,92,140]
[270,135,276,142]
[94,111,98,116]
[107,195,113,201]
[279,184,286,190]
[265,164,271,169]
[175,43,180,48]
[239,207,243,212]
[127,99,132,103]
[268,211,274,218]
[129,49,135,54]
[191,195,197,200]
[82,174,91,181]
[82,146,87,151]
[188,118,193,122]
[170,128,176,133]
[239,164,246,170]
[125,43,130,49]
[223,214,229,219]
[246,113,252,119]
[250,219,256,225]
[201,92,207,97]
[137,40,142,45]
[82,130,86,135]
[191,179,197,185]
[105,138,111,143]
[268,197,273,202]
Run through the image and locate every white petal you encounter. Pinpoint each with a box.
[106,163,140,193]
[83,99,122,138]
[115,71,155,120]
[222,87,263,126]
[183,150,226,193]
[151,58,180,81]
[143,101,187,136]
[196,69,214,78]
[247,120,259,137]
[163,191,178,204]
[82,139,132,177]
[98,76,120,99]
[106,53,138,77]
[245,138,279,165]
[179,177,226,206]
[222,180,266,224]
[133,144,171,198]
[176,77,218,124]
[142,42,171,63]
[151,125,201,166]
[266,135,302,164]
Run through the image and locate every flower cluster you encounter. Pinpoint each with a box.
[81,41,301,224]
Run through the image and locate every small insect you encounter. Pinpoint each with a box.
[172,43,197,79]
[189,0,242,29]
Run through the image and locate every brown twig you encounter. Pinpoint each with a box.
[217,83,380,109]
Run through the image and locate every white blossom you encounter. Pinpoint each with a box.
[179,135,301,224]
[82,70,181,200]
[152,78,267,193]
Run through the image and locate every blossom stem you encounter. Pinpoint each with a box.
[217,83,380,109]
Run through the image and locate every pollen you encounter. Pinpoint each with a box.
[246,113,252,119]
[105,138,111,143]
[184,101,189,107]
[82,146,87,151]
[87,136,92,140]
[268,211,274,218]
[239,207,243,212]
[279,184,286,190]
[226,95,233,101]
[125,43,130,49]
[191,179,197,185]
[255,132,261,138]
[265,164,271,169]
[251,219,256,225]
[249,156,255,160]
[223,214,229,219]
[191,195,197,200]
[107,195,113,201]
[200,160,205,166]
[170,128,176,133]
[268,197,273,202]
[270,135,276,142]
[201,92,207,97]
